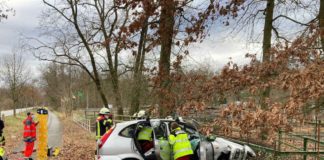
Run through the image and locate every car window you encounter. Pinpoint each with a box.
[119,124,136,138]
[153,123,167,139]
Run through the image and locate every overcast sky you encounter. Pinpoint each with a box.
[0,0,258,78]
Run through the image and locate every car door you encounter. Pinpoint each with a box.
[150,120,172,160]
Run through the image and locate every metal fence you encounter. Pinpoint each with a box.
[72,111,134,133]
[215,120,324,160]
[72,114,92,132]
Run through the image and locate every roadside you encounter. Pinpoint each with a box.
[55,112,96,160]
[3,111,29,159]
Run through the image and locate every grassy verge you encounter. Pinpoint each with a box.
[4,110,37,159]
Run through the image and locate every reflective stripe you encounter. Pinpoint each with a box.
[96,121,100,139]
[174,147,192,156]
[175,130,185,135]
[175,139,187,143]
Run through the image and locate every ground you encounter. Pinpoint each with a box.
[4,110,96,160]
[51,112,96,160]
[3,112,25,159]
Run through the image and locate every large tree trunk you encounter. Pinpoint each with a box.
[260,0,275,109]
[262,0,274,62]
[158,0,176,117]
[130,17,148,114]
[320,0,324,52]
[110,73,123,115]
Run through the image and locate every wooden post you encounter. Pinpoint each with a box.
[303,138,308,160]
[317,120,321,160]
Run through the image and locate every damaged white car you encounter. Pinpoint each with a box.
[96,118,256,160]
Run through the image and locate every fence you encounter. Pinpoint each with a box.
[72,110,134,133]
[72,114,92,132]
[215,120,324,159]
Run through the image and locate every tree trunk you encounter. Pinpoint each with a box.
[94,79,109,108]
[262,0,274,62]
[158,0,176,117]
[110,72,123,115]
[260,0,274,109]
[320,0,324,52]
[130,17,149,114]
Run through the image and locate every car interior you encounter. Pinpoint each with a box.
[133,121,157,160]
[131,120,202,160]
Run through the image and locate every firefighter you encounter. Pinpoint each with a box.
[0,117,5,160]
[23,112,38,160]
[136,110,154,155]
[96,107,113,140]
[168,122,193,160]
[0,117,5,146]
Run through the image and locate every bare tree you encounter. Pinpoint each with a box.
[0,0,13,22]
[0,51,29,117]
[29,0,136,114]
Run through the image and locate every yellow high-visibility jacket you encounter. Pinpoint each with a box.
[137,126,153,141]
[169,128,193,160]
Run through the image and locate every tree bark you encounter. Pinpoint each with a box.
[262,0,275,62]
[110,72,123,115]
[320,0,324,52]
[130,17,148,114]
[158,0,176,117]
[260,0,274,109]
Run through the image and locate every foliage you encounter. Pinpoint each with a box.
[161,27,324,142]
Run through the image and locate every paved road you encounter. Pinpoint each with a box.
[15,110,62,158]
[1,107,34,116]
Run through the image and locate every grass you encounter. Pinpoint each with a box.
[3,109,37,159]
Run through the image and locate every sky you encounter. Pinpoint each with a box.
[0,0,258,79]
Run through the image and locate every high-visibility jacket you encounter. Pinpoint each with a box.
[169,128,193,160]
[0,147,4,157]
[137,126,153,141]
[96,115,113,140]
[159,138,171,160]
[23,116,37,142]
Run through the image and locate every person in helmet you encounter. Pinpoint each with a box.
[96,107,113,140]
[136,110,146,119]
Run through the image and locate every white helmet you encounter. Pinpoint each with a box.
[99,107,110,115]
[137,110,146,118]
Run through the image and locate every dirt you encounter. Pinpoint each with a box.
[55,117,96,160]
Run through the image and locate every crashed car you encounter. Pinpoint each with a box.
[96,119,256,160]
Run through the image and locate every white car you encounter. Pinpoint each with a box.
[96,119,256,160]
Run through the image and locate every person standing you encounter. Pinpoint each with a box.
[96,107,113,140]
[0,117,5,160]
[23,112,38,159]
[0,118,5,146]
[168,122,193,160]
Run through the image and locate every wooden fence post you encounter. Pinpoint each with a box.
[303,137,308,160]
[317,120,321,160]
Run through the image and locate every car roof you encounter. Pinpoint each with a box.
[116,119,174,125]
[116,118,197,130]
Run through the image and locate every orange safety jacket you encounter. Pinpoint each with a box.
[23,116,37,142]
